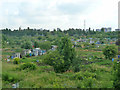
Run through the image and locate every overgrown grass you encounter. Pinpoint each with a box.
[2,61,114,88]
[2,46,115,88]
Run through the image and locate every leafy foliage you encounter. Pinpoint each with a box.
[19,62,37,70]
[72,71,97,88]
[21,41,32,49]
[57,36,76,72]
[39,41,51,51]
[44,51,65,73]
[70,56,81,72]
[1,28,118,88]
[2,72,21,83]
[103,45,117,60]
[113,62,120,89]
[34,41,39,48]
[13,57,20,64]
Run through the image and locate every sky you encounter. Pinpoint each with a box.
[0,0,119,31]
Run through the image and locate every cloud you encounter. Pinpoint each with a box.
[56,1,94,15]
[0,0,119,30]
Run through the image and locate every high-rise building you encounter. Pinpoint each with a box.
[19,26,21,31]
[118,1,120,29]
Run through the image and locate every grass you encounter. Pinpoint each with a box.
[2,60,114,88]
[2,46,115,88]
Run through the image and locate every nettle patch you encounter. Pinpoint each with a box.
[19,62,37,70]
[2,72,21,83]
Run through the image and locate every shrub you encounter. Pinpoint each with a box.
[83,77,96,88]
[77,82,85,88]
[113,62,120,89]
[71,71,97,88]
[22,57,26,59]
[34,41,40,48]
[12,46,14,48]
[76,44,82,48]
[72,71,96,80]
[44,51,65,73]
[73,65,81,72]
[19,62,37,70]
[103,45,117,60]
[13,58,20,64]
[2,72,20,83]
[73,73,84,80]
[26,53,30,57]
[21,41,32,49]
[39,41,51,51]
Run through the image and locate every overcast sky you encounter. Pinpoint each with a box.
[0,0,119,30]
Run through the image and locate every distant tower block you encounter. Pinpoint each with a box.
[118,1,120,29]
[19,26,21,31]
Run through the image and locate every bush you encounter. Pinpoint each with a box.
[21,41,32,49]
[39,41,51,51]
[103,45,117,60]
[34,41,40,48]
[72,71,96,80]
[22,57,26,59]
[19,62,37,70]
[44,51,65,73]
[76,44,82,48]
[77,82,85,88]
[13,58,20,64]
[2,72,20,83]
[83,77,96,88]
[113,62,120,89]
[26,53,30,57]
[72,71,96,88]
[12,46,14,48]
[73,65,81,72]
[73,73,84,80]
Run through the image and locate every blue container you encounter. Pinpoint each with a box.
[112,58,114,62]
[36,60,39,62]
[29,53,32,56]
[118,55,120,58]
[11,56,14,59]
[42,50,46,54]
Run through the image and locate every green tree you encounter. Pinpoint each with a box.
[39,41,51,51]
[34,41,39,48]
[44,51,65,73]
[70,56,81,72]
[101,28,104,32]
[57,36,76,72]
[21,41,32,49]
[103,45,117,60]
